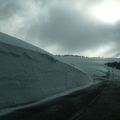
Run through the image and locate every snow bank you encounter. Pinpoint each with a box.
[0,33,92,110]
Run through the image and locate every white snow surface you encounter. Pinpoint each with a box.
[56,56,120,80]
[0,33,92,112]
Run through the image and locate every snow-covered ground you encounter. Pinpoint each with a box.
[0,33,92,114]
[56,55,120,80]
[1,32,120,117]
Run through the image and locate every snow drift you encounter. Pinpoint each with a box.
[0,32,92,110]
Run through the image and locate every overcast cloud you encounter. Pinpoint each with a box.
[0,0,120,57]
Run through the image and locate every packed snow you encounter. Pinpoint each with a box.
[0,33,92,114]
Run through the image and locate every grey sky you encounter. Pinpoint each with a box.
[0,0,120,57]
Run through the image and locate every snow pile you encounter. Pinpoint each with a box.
[0,33,92,110]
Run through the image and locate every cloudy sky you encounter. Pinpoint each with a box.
[0,0,120,57]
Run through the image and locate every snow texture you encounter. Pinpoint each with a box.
[56,56,120,80]
[0,33,92,110]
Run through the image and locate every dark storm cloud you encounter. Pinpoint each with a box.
[0,0,120,57]
[26,1,114,52]
[0,0,24,20]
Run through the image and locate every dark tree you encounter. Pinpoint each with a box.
[105,62,120,70]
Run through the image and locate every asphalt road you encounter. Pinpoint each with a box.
[1,80,120,120]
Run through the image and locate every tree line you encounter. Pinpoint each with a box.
[105,62,120,70]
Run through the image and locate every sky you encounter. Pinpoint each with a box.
[0,0,120,57]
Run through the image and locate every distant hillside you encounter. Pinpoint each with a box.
[56,55,120,80]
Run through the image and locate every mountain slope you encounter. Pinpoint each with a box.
[0,33,92,111]
[56,55,120,80]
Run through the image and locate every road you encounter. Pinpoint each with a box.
[1,80,120,120]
